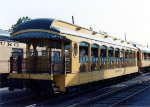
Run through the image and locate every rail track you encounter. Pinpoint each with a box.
[35,73,150,107]
[0,73,150,107]
[68,77,150,107]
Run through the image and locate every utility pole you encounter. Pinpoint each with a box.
[72,16,74,24]
[124,33,127,41]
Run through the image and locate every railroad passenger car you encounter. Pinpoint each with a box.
[9,18,139,93]
[134,44,150,72]
[0,30,26,87]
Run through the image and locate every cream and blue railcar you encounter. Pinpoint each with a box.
[134,44,150,71]
[9,18,138,93]
[0,31,26,87]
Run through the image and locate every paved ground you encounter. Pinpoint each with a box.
[0,88,33,106]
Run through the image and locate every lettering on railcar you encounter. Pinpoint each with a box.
[0,41,5,46]
[115,68,121,72]
[0,41,19,47]
[7,42,12,46]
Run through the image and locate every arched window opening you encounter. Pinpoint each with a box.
[132,51,135,60]
[108,47,113,64]
[131,51,135,62]
[132,51,134,57]
[65,42,71,57]
[128,50,132,62]
[144,52,147,60]
[115,48,120,64]
[79,42,88,63]
[79,42,89,72]
[130,50,132,58]
[120,49,124,61]
[128,50,132,67]
[125,50,129,62]
[100,45,107,57]
[131,51,136,66]
[115,48,119,58]
[100,45,107,65]
[91,44,99,71]
[120,49,124,67]
[148,53,150,60]
[64,42,71,73]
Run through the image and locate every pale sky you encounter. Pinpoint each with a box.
[0,0,150,46]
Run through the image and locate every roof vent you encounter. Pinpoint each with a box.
[104,35,108,38]
[75,27,81,31]
[92,31,97,35]
[121,40,124,43]
[114,38,117,41]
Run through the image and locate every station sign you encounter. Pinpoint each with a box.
[0,41,19,47]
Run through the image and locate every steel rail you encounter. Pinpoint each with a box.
[68,79,150,107]
[68,84,135,107]
[34,74,147,106]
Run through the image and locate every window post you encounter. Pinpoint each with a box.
[88,44,91,72]
[146,53,148,60]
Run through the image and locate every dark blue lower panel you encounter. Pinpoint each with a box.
[9,78,54,93]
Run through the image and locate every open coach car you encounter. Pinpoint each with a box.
[134,44,150,72]
[9,18,139,93]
